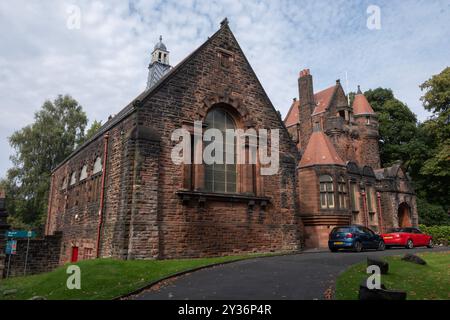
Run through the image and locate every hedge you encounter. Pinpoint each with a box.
[419,224,450,246]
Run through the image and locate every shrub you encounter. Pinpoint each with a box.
[417,197,449,226]
[419,224,450,246]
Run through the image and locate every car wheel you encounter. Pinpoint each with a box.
[353,241,363,253]
[427,239,433,248]
[406,239,414,249]
[330,248,338,253]
[378,241,385,251]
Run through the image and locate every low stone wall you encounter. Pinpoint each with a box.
[3,232,62,278]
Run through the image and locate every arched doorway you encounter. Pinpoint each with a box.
[398,203,412,228]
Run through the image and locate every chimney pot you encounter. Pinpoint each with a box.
[299,69,310,78]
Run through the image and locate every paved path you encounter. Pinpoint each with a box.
[133,247,449,300]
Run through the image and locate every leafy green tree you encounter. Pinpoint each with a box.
[420,67,450,115]
[417,198,449,226]
[81,120,102,144]
[363,83,448,224]
[417,67,450,211]
[5,95,87,227]
[419,67,450,164]
[364,88,418,168]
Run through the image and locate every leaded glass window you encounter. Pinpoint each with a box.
[319,175,334,209]
[338,177,348,209]
[204,109,237,193]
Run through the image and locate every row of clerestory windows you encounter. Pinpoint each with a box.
[61,156,103,190]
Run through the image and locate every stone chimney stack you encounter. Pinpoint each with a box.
[298,69,315,150]
[298,69,315,109]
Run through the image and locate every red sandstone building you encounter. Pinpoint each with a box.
[46,20,417,263]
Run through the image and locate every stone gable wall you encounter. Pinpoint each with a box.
[131,25,302,258]
[47,25,303,261]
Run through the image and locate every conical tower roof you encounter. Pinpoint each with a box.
[299,130,345,168]
[353,85,375,115]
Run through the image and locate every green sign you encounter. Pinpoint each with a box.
[5,230,36,239]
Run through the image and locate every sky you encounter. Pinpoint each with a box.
[0,0,449,178]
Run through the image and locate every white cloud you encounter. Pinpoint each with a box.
[0,0,449,177]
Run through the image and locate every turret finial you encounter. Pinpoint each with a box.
[220,17,229,27]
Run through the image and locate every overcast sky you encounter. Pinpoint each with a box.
[0,0,449,178]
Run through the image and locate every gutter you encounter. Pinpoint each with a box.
[96,133,110,258]
[46,173,55,235]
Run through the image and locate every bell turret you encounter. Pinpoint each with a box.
[146,36,171,90]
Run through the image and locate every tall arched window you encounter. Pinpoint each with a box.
[319,175,334,209]
[338,177,347,209]
[204,108,237,193]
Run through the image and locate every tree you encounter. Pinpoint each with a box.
[363,84,448,224]
[417,197,449,226]
[364,88,419,168]
[81,120,102,144]
[420,67,450,115]
[417,67,450,210]
[5,95,87,227]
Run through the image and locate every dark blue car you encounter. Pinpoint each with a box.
[328,225,385,252]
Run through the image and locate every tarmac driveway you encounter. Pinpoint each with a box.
[133,246,449,300]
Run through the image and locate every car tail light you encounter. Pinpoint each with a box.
[345,233,353,239]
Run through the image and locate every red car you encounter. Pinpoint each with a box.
[381,227,433,249]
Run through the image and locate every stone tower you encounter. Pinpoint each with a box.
[353,86,381,169]
[146,36,171,90]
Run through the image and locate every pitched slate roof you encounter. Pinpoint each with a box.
[284,85,337,127]
[52,23,227,173]
[299,130,345,168]
[53,20,295,172]
[312,85,337,116]
[353,93,375,115]
[284,99,300,127]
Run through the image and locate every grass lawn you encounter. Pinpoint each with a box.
[335,251,450,300]
[0,253,272,300]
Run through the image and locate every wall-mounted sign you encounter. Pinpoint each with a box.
[6,240,17,255]
[5,230,36,239]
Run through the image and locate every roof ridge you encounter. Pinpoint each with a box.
[52,25,225,173]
